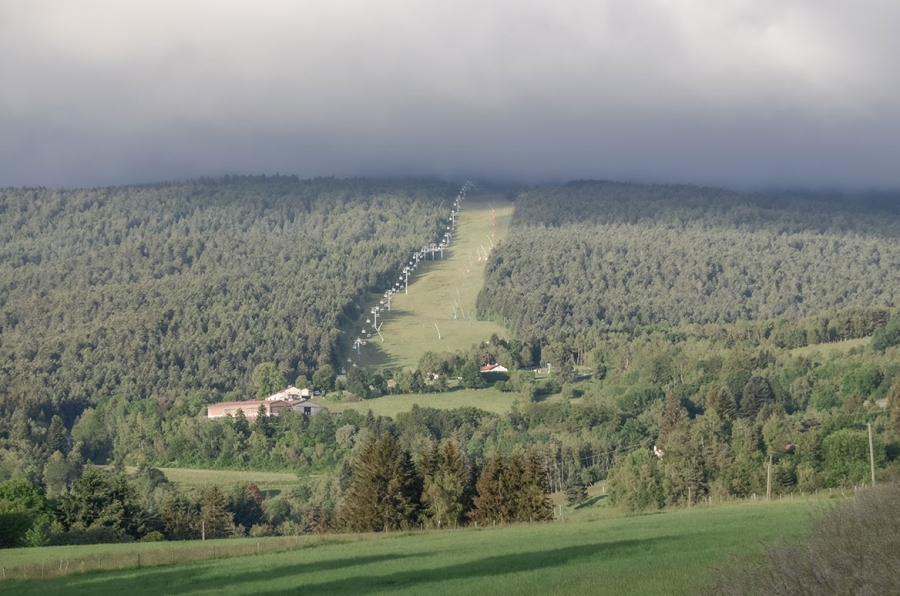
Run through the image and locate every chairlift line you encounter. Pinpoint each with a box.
[353,180,475,360]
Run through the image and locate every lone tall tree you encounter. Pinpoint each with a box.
[338,434,421,532]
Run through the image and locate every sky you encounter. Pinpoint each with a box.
[1,0,898,190]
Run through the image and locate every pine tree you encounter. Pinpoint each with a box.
[337,434,422,532]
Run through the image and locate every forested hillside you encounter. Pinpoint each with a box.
[478,182,900,341]
[0,176,454,420]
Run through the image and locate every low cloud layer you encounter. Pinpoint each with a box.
[1,1,898,189]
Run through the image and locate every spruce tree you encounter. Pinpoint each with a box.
[45,415,68,455]
[160,492,198,540]
[565,476,588,506]
[254,404,273,438]
[503,454,525,522]
[519,450,554,521]
[705,386,722,414]
[198,485,233,539]
[337,434,421,532]
[418,441,440,480]
[741,376,773,420]
[470,454,508,524]
[232,408,250,438]
[421,441,468,528]
[718,387,737,421]
[303,503,329,534]
[659,388,685,445]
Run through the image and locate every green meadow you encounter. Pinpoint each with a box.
[2,499,822,595]
[152,468,298,493]
[354,193,514,370]
[324,386,524,417]
[98,467,299,493]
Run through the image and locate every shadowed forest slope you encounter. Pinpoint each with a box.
[478,182,900,341]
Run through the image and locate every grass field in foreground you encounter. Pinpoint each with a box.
[353,193,513,370]
[4,499,822,596]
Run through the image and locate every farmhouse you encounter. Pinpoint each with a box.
[480,363,508,373]
[265,386,310,401]
[207,399,324,419]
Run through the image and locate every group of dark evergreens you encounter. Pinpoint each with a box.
[338,434,552,533]
[3,177,900,551]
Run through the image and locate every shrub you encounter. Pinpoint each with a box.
[140,531,165,542]
[706,482,900,595]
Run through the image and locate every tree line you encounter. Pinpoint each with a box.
[0,431,553,548]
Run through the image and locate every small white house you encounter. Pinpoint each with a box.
[265,386,310,401]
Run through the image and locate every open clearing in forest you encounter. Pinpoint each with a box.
[106,467,298,493]
[154,468,298,492]
[4,498,825,595]
[324,386,546,417]
[322,376,583,418]
[353,193,513,371]
[790,336,870,359]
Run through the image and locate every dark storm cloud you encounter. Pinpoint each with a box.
[1,0,898,189]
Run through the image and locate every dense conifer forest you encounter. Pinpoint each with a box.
[478,182,900,341]
[0,176,455,421]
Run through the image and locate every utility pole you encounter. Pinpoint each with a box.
[766,455,773,501]
[868,422,876,485]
